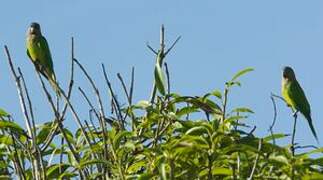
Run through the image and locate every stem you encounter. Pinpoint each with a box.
[291,112,298,156]
[248,139,263,180]
[269,94,278,145]
[291,112,298,180]
[222,88,229,131]
[150,25,165,103]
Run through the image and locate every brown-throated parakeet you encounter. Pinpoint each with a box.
[26,22,60,97]
[282,66,318,142]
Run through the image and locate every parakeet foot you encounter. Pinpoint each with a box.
[292,111,299,118]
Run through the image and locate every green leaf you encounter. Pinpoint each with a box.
[211,90,222,99]
[37,122,54,145]
[113,131,132,149]
[154,60,166,96]
[138,173,155,180]
[303,173,323,180]
[58,172,78,179]
[0,175,11,180]
[135,100,151,109]
[231,107,254,114]
[0,135,13,145]
[62,128,74,145]
[127,160,146,173]
[231,67,254,82]
[160,163,167,180]
[185,126,209,136]
[176,106,199,118]
[224,116,246,123]
[46,164,70,179]
[0,120,26,136]
[269,155,289,165]
[79,159,109,169]
[212,167,233,176]
[263,133,288,142]
[0,109,9,117]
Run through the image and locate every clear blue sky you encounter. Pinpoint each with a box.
[1,1,322,148]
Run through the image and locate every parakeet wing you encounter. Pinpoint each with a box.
[287,81,311,115]
[38,37,54,74]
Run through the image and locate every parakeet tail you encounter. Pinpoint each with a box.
[49,74,61,98]
[305,114,319,143]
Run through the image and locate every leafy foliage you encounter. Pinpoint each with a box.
[1,35,322,179]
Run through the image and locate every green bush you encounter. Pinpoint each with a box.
[0,28,322,180]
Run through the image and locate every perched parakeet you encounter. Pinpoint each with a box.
[282,66,318,142]
[26,22,60,96]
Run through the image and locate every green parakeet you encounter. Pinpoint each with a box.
[281,66,318,142]
[26,22,60,96]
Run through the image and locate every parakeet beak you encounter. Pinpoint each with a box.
[28,22,41,35]
[29,27,36,34]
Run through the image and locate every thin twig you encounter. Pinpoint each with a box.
[41,37,75,151]
[222,88,229,130]
[164,62,170,98]
[291,112,298,156]
[18,69,46,179]
[102,64,124,129]
[291,112,298,180]
[248,139,263,180]
[269,94,278,145]
[4,46,43,179]
[117,73,131,106]
[294,145,318,150]
[36,72,81,161]
[165,36,181,56]
[117,73,132,122]
[4,46,34,141]
[78,87,100,121]
[18,68,36,140]
[59,137,64,175]
[10,133,26,180]
[146,42,158,55]
[129,67,135,105]
[74,59,109,175]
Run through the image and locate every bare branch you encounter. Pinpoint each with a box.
[4,46,33,141]
[41,37,75,151]
[165,36,181,56]
[164,62,170,97]
[74,60,109,170]
[146,42,158,55]
[129,67,135,105]
[79,87,100,121]
[248,139,263,180]
[102,64,124,129]
[269,94,278,145]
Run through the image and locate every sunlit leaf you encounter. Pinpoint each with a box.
[0,109,9,117]
[302,173,323,180]
[211,90,222,99]
[113,131,132,149]
[212,167,232,176]
[231,67,254,82]
[0,120,26,137]
[176,106,199,118]
[79,159,109,169]
[46,164,70,179]
[263,133,288,142]
[231,107,254,114]
[154,57,166,95]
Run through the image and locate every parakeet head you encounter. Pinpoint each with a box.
[28,22,41,35]
[283,66,296,81]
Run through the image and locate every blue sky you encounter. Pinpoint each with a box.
[1,1,323,149]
